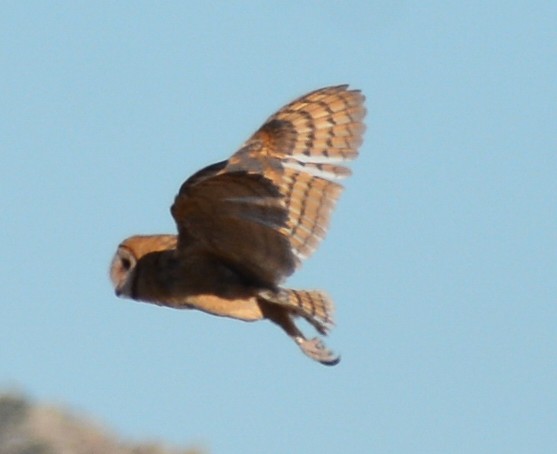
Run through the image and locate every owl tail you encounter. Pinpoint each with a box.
[258,288,335,335]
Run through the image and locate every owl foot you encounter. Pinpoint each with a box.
[296,336,340,366]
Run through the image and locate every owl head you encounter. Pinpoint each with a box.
[110,234,177,298]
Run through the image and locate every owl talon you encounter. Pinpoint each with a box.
[296,337,340,366]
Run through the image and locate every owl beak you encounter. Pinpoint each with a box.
[115,288,122,297]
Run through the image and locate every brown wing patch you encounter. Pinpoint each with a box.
[171,172,296,285]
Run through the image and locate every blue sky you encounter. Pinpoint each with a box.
[2,2,556,453]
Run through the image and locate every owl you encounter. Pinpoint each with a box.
[110,85,366,365]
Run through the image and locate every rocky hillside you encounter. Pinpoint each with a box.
[0,392,204,454]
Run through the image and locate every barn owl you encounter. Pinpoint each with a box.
[110,85,366,365]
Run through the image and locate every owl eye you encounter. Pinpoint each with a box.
[121,257,132,270]
[116,247,136,273]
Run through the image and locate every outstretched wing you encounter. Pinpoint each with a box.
[171,85,366,286]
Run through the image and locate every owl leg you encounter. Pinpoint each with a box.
[259,301,340,366]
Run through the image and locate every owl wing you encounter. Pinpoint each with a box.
[171,85,366,286]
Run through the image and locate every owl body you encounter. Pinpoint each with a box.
[110,86,366,365]
[112,235,262,318]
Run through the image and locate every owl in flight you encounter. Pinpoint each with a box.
[110,85,366,365]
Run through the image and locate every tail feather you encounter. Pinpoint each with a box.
[258,288,335,335]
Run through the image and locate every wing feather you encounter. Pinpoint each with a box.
[171,85,366,284]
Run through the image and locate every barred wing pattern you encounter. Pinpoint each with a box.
[227,86,366,262]
[172,85,366,285]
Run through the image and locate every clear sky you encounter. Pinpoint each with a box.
[2,2,556,453]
